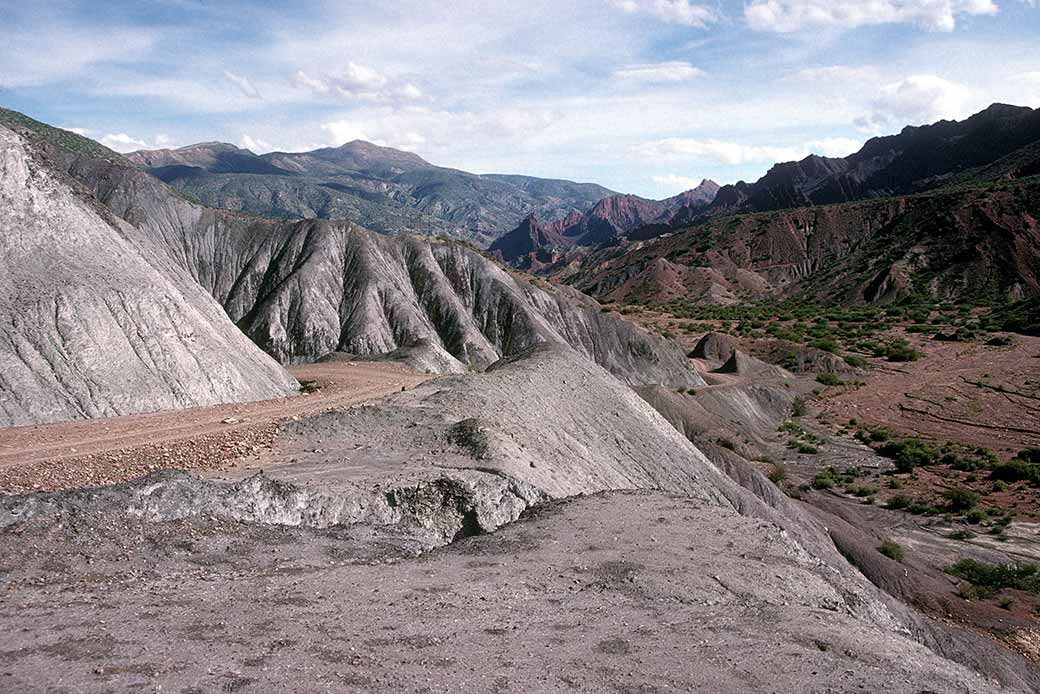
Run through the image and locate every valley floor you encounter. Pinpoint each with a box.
[0,361,432,495]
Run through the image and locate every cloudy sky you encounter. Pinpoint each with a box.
[2,0,1039,196]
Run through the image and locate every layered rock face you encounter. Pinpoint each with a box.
[0,125,298,426]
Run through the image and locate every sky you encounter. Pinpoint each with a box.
[1,1,1039,197]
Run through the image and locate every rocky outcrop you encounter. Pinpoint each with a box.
[0,125,298,426]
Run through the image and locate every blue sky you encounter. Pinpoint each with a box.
[2,0,1039,197]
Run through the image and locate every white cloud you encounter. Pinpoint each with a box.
[634,138,805,164]
[613,61,704,83]
[744,0,999,33]
[100,132,176,152]
[319,105,561,154]
[788,65,880,83]
[93,77,273,113]
[856,74,974,131]
[291,62,423,103]
[223,70,262,99]
[321,120,374,145]
[635,136,863,164]
[611,0,718,27]
[100,133,151,152]
[62,127,91,136]
[652,173,704,190]
[289,69,329,95]
[0,26,154,88]
[240,134,274,152]
[805,137,863,157]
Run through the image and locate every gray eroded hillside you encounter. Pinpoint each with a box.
[0,125,298,426]
[41,131,701,388]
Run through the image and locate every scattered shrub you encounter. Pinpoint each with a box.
[946,558,1040,597]
[768,463,787,485]
[878,540,905,562]
[964,509,986,524]
[943,488,980,512]
[885,339,920,362]
[843,354,868,368]
[879,438,940,473]
[990,458,1040,485]
[791,397,808,417]
[812,471,834,489]
[816,373,844,387]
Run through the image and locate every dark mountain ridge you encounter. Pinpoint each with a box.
[125,139,616,246]
[685,103,1040,223]
[490,179,720,268]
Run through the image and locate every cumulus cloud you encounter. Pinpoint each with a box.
[856,74,974,131]
[635,136,862,164]
[223,70,262,99]
[291,62,423,103]
[62,127,91,136]
[744,0,999,33]
[100,133,147,151]
[240,134,274,152]
[611,0,718,27]
[321,120,373,145]
[652,174,705,190]
[613,61,704,83]
[100,133,174,152]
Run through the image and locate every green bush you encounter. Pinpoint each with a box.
[878,540,905,562]
[879,439,940,473]
[946,558,1040,597]
[812,471,834,489]
[990,459,1040,485]
[791,397,808,417]
[943,488,980,512]
[886,340,921,362]
[816,373,844,387]
[843,354,868,368]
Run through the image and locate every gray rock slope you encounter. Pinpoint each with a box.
[39,130,701,388]
[0,125,298,426]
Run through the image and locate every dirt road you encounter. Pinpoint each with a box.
[0,361,433,494]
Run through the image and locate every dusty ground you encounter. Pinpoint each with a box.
[819,331,1040,455]
[0,361,432,494]
[0,491,1019,693]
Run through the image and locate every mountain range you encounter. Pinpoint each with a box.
[498,103,1040,307]
[125,139,616,246]
[489,180,720,269]
[691,102,1040,221]
[0,107,698,425]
